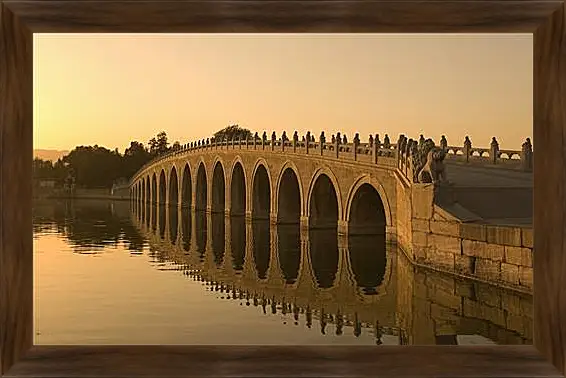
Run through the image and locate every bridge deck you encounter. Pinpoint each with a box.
[438,162,533,227]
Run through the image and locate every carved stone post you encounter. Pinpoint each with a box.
[262,132,267,150]
[396,134,405,163]
[353,133,360,161]
[335,132,341,158]
[271,132,276,151]
[405,138,413,176]
[490,137,499,164]
[463,136,472,163]
[306,131,311,154]
[281,131,287,152]
[293,131,298,153]
[383,134,391,149]
[368,134,374,147]
[440,135,448,152]
[521,138,533,171]
[253,132,258,150]
[319,131,326,156]
[372,134,379,164]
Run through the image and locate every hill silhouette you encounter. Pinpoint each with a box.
[34,149,69,162]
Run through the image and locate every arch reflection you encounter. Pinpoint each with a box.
[309,229,339,289]
[276,223,301,284]
[252,219,270,279]
[348,234,387,294]
[195,210,207,261]
[158,204,166,240]
[169,205,178,245]
[127,205,533,347]
[211,212,225,266]
[230,215,246,272]
[181,208,191,252]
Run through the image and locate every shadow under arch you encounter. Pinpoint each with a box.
[158,169,167,205]
[151,173,158,232]
[212,160,226,214]
[158,169,167,239]
[195,161,207,211]
[181,163,192,209]
[145,176,151,228]
[230,160,246,216]
[345,176,392,232]
[168,167,179,244]
[307,168,341,230]
[276,163,302,224]
[251,160,271,220]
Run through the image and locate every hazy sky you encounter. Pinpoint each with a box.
[34,33,532,152]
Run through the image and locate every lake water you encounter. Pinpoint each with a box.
[33,199,533,345]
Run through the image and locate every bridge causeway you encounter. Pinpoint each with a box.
[129,131,534,293]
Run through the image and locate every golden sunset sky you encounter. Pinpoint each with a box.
[33,33,533,152]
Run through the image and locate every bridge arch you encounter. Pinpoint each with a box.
[158,169,167,205]
[229,156,247,216]
[251,158,272,219]
[181,162,192,209]
[345,175,392,230]
[195,160,207,211]
[306,166,343,229]
[168,166,179,207]
[211,157,226,214]
[275,161,304,224]
[145,176,151,227]
[151,173,157,204]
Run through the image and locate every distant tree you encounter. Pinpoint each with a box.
[123,141,152,179]
[213,124,251,142]
[32,158,55,179]
[63,145,123,188]
[35,130,192,190]
[148,131,169,156]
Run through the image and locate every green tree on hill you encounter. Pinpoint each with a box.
[148,131,169,156]
[213,124,252,142]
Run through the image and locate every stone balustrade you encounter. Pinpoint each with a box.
[132,131,533,185]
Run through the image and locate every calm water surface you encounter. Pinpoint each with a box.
[33,199,533,345]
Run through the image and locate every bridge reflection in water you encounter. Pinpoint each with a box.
[129,198,533,346]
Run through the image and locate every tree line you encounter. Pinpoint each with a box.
[33,125,251,189]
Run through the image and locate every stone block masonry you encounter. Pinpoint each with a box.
[411,211,533,292]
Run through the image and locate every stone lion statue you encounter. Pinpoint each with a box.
[413,139,448,184]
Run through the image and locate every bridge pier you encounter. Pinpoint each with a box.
[337,220,348,235]
[300,216,309,230]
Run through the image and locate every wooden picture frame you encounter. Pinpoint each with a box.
[1,1,565,377]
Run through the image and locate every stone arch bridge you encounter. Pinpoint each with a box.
[130,131,533,255]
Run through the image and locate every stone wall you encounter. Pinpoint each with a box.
[395,175,414,258]
[410,185,533,292]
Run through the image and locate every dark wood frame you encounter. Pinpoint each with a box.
[1,1,565,377]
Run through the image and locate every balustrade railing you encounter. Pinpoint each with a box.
[131,132,533,186]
